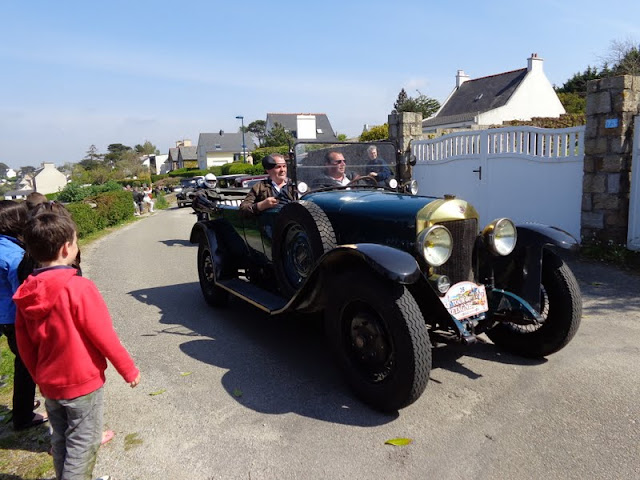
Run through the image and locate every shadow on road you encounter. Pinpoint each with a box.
[158,239,196,247]
[128,282,398,427]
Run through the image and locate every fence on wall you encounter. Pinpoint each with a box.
[411,126,585,240]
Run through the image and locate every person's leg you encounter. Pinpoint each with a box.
[60,387,103,480]
[4,325,38,429]
[46,397,68,480]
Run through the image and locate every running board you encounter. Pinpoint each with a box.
[218,278,288,313]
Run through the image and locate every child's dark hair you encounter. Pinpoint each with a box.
[0,200,29,239]
[25,192,48,211]
[29,200,73,220]
[23,212,77,263]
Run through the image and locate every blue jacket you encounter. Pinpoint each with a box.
[0,234,25,325]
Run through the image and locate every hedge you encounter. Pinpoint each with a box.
[66,190,135,239]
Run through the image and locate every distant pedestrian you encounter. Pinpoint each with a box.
[133,187,144,215]
[14,212,141,480]
[142,184,155,213]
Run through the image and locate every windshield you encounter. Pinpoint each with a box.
[294,142,396,193]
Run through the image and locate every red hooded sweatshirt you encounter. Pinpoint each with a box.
[13,267,139,400]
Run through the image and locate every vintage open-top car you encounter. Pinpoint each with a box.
[189,141,582,412]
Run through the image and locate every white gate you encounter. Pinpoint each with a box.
[627,115,640,250]
[412,126,585,240]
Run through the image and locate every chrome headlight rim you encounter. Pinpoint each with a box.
[483,218,517,256]
[417,224,453,267]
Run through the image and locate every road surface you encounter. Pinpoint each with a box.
[83,207,639,480]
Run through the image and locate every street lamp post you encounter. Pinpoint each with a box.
[235,115,247,163]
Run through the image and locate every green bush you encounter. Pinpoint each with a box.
[223,162,265,175]
[94,190,133,227]
[66,202,100,238]
[57,182,88,202]
[251,146,289,164]
[155,192,169,210]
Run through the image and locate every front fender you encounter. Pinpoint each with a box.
[488,223,578,310]
[283,243,421,313]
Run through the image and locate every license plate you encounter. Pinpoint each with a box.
[440,281,489,320]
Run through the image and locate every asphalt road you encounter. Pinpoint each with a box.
[84,207,639,480]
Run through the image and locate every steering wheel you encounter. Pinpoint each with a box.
[348,175,378,186]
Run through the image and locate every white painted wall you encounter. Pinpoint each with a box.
[412,126,584,240]
[34,163,68,195]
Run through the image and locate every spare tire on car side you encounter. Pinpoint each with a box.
[272,201,337,298]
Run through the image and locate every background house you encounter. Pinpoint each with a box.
[423,53,565,133]
[266,113,338,141]
[197,132,256,169]
[33,162,68,194]
[177,146,198,169]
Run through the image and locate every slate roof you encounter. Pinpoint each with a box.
[266,113,337,141]
[197,132,256,153]
[168,148,179,161]
[178,146,197,160]
[424,68,527,127]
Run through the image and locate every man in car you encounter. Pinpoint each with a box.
[366,145,393,186]
[239,154,294,216]
[312,151,359,188]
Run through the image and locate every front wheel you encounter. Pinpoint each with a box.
[486,252,582,357]
[197,242,229,307]
[326,272,431,411]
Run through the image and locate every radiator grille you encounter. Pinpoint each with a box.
[436,219,477,284]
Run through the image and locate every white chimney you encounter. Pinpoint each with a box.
[456,70,470,88]
[527,53,543,72]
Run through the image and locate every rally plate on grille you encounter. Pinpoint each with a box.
[440,281,489,320]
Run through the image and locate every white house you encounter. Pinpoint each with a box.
[5,168,16,179]
[197,132,256,170]
[423,53,566,133]
[33,162,68,195]
[266,113,338,141]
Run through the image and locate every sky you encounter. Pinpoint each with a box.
[2,0,640,170]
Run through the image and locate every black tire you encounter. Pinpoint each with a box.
[197,242,229,307]
[486,252,582,358]
[326,272,432,412]
[272,201,336,297]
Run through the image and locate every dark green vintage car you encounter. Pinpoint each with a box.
[190,141,582,412]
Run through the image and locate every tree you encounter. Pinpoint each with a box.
[116,149,147,178]
[337,133,348,141]
[392,89,440,118]
[555,66,603,96]
[79,144,104,170]
[104,143,132,167]
[135,141,160,156]
[556,92,586,114]
[247,120,267,147]
[19,166,36,176]
[0,162,9,177]
[359,124,388,142]
[263,122,295,148]
[604,38,640,76]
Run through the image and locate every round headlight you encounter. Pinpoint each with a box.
[388,178,398,189]
[409,180,419,195]
[483,218,517,256]
[417,225,453,267]
[297,182,309,194]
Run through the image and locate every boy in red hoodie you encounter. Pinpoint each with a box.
[14,212,141,480]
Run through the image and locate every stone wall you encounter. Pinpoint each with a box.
[582,75,640,244]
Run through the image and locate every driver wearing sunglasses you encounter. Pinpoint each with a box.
[312,151,359,188]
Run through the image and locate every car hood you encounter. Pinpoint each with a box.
[306,190,439,252]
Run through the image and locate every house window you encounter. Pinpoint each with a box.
[317,128,323,134]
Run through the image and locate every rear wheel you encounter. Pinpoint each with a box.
[197,242,229,307]
[487,252,581,357]
[326,271,431,411]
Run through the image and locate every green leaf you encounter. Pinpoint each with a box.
[232,388,243,397]
[180,371,192,376]
[149,389,166,396]
[385,438,413,446]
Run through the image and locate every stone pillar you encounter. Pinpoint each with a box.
[388,112,423,153]
[388,112,423,183]
[582,75,640,244]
